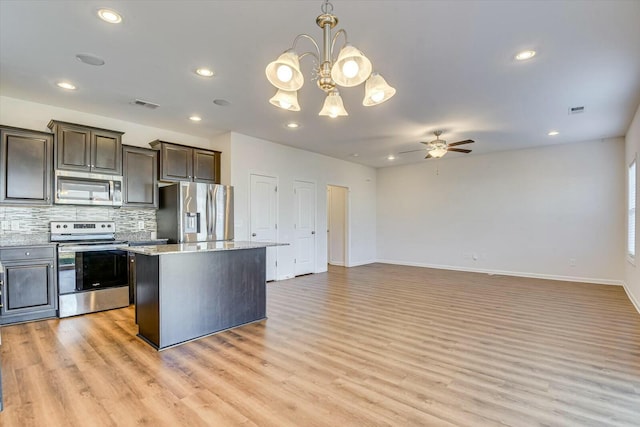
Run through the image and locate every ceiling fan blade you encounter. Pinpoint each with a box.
[398,149,424,154]
[448,148,472,153]
[448,139,474,147]
[419,141,432,146]
[424,154,433,159]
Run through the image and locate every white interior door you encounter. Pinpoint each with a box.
[294,180,316,276]
[250,174,277,281]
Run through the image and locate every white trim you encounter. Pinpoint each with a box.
[347,259,376,267]
[329,261,345,267]
[376,259,624,286]
[622,281,640,314]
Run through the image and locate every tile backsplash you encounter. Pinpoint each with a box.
[0,206,157,246]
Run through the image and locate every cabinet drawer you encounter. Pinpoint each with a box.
[0,246,55,261]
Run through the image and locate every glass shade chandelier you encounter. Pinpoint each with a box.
[265,0,396,118]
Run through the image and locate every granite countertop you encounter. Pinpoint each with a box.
[0,242,56,248]
[126,240,287,256]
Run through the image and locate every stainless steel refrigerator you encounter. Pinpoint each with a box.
[157,182,234,243]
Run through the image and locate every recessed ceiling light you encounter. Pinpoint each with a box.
[350,153,359,157]
[57,81,76,90]
[213,99,231,107]
[189,116,202,122]
[76,53,105,66]
[515,50,536,61]
[387,155,395,161]
[97,8,122,24]
[286,122,299,129]
[195,68,214,77]
[548,130,559,136]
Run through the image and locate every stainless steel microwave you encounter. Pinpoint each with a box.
[54,170,123,206]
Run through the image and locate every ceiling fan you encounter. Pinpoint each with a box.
[399,130,474,159]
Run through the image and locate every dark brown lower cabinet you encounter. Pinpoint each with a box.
[0,245,58,325]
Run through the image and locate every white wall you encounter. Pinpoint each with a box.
[0,96,231,184]
[625,103,640,311]
[229,132,377,280]
[377,138,625,285]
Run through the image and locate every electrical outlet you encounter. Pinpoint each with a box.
[138,221,145,230]
[472,253,479,261]
[569,258,576,267]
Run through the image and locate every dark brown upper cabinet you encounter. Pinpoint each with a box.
[123,145,158,208]
[0,126,53,206]
[48,120,123,175]
[149,140,220,184]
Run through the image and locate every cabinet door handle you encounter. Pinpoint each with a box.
[25,251,30,256]
[311,231,315,235]
[252,233,257,237]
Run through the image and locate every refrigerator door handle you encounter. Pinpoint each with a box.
[206,186,214,238]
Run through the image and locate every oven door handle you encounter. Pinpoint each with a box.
[58,245,128,253]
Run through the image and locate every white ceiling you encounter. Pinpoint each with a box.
[1,0,639,168]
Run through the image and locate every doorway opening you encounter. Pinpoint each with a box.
[327,185,349,267]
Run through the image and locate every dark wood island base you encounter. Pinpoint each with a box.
[134,246,266,350]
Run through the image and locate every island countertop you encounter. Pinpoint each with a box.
[125,240,286,256]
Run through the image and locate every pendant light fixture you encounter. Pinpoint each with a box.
[265,0,396,118]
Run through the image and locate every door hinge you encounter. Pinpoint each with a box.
[275,223,277,230]
[275,186,278,192]
[294,259,297,263]
[275,261,278,267]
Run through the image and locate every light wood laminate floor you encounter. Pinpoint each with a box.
[1,264,639,426]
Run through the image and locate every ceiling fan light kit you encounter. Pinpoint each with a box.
[265,0,396,118]
[418,130,474,159]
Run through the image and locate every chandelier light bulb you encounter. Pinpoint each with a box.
[342,60,359,79]
[371,90,385,103]
[269,89,300,111]
[277,65,293,83]
[319,91,348,118]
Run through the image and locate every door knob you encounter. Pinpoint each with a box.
[311,231,315,234]
[252,233,257,237]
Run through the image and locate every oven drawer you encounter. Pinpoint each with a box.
[0,246,56,261]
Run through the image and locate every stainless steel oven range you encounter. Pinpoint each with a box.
[51,221,129,318]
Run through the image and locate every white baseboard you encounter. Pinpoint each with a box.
[375,259,624,286]
[328,261,345,266]
[622,281,640,314]
[347,259,376,267]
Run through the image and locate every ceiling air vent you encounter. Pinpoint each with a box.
[131,99,160,109]
[568,106,585,115]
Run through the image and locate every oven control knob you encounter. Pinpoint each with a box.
[108,225,112,228]
[63,225,68,228]
[56,225,61,228]
[101,224,106,228]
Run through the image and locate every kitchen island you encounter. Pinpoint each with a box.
[127,241,281,350]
